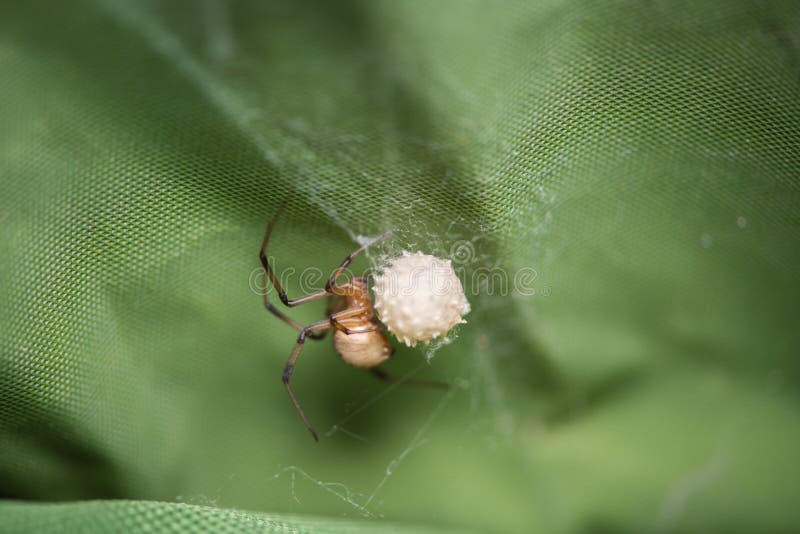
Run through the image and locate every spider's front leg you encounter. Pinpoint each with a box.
[260,269,328,340]
[259,195,330,339]
[325,229,393,293]
[260,207,330,308]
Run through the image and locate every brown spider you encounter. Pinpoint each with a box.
[259,196,448,441]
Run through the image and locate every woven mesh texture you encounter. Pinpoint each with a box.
[2,1,799,532]
[0,500,456,533]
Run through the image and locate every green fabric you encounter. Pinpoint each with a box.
[2,1,799,533]
[0,500,464,534]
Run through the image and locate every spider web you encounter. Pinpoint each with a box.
[98,0,527,522]
[6,1,799,532]
[271,383,458,519]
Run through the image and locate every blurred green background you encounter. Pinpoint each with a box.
[1,1,799,532]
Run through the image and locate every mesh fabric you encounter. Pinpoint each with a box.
[1,1,799,532]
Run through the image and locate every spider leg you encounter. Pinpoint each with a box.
[261,271,327,339]
[370,368,450,390]
[260,194,331,307]
[261,194,391,305]
[259,195,330,340]
[328,307,382,335]
[330,316,383,335]
[325,229,393,292]
[283,319,332,442]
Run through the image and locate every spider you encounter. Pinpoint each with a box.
[259,195,448,441]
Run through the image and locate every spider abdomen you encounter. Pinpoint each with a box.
[333,328,392,369]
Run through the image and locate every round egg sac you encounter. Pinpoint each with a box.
[372,251,471,347]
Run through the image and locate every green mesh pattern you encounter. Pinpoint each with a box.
[2,1,800,533]
[0,500,459,533]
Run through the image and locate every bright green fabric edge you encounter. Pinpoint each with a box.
[0,500,472,533]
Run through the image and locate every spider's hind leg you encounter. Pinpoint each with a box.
[283,319,333,441]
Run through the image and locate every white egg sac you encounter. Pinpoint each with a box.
[372,251,470,347]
